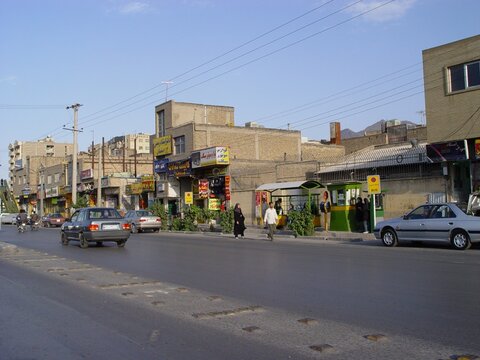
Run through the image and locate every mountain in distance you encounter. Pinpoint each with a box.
[341,119,419,139]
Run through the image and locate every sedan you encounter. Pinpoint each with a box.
[61,207,131,248]
[374,203,480,250]
[1,213,18,224]
[42,213,66,227]
[124,210,161,233]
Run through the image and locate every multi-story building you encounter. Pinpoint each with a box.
[152,100,344,222]
[423,34,480,201]
[106,133,152,157]
[8,137,74,212]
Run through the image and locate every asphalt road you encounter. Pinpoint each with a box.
[1,225,479,359]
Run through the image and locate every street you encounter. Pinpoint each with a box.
[1,226,479,359]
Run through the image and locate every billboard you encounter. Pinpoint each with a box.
[167,159,191,177]
[191,146,230,169]
[154,158,169,173]
[153,135,173,157]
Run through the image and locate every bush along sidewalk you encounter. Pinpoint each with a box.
[149,201,169,231]
[288,206,315,237]
[220,207,234,234]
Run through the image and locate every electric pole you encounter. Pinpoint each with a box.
[97,139,102,207]
[65,104,83,212]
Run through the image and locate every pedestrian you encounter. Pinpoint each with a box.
[233,203,246,239]
[363,198,370,233]
[264,201,278,241]
[261,198,268,228]
[355,197,364,232]
[319,191,331,231]
[274,198,283,215]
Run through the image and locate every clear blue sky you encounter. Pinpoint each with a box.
[1,0,479,179]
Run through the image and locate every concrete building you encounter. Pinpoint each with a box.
[8,137,73,189]
[423,35,480,200]
[152,100,345,223]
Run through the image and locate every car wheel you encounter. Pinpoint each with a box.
[79,233,89,249]
[382,228,398,247]
[154,228,159,232]
[96,241,103,247]
[450,230,471,250]
[131,224,137,234]
[117,240,126,248]
[61,232,69,246]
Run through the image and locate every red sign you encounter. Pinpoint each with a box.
[224,176,231,200]
[199,179,209,199]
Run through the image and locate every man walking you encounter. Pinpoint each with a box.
[264,201,278,241]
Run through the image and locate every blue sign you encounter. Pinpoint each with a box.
[154,159,169,173]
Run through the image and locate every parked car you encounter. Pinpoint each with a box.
[374,203,480,250]
[1,213,18,224]
[124,210,161,233]
[42,213,66,227]
[61,207,131,248]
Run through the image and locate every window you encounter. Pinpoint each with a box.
[406,205,434,220]
[54,173,60,183]
[449,60,480,92]
[430,205,456,219]
[47,175,52,184]
[174,135,185,154]
[157,110,166,137]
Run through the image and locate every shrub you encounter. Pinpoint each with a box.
[171,217,184,231]
[288,208,315,237]
[183,205,200,231]
[72,195,89,209]
[220,207,234,234]
[149,201,169,230]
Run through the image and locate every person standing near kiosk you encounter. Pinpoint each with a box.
[320,191,331,232]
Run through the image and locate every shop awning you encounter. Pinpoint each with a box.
[256,180,324,192]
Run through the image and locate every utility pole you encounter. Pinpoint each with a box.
[102,137,105,175]
[97,139,102,207]
[134,136,137,178]
[122,137,126,172]
[65,103,83,211]
[39,165,44,217]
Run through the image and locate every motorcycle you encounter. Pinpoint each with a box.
[29,219,40,231]
[17,222,27,233]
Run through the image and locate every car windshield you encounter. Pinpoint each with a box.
[88,209,122,219]
[136,211,153,217]
[51,213,63,218]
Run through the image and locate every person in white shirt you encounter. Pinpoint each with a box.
[264,201,278,241]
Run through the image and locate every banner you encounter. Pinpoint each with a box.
[208,198,221,211]
[167,159,191,177]
[154,158,169,173]
[198,179,209,199]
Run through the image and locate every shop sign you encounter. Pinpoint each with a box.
[426,140,468,162]
[224,175,231,200]
[208,198,221,211]
[154,158,169,173]
[45,186,59,198]
[168,159,191,177]
[185,192,193,205]
[191,146,230,168]
[153,135,173,157]
[80,168,93,180]
[130,183,143,195]
[141,175,155,192]
[198,179,209,199]
[475,139,480,160]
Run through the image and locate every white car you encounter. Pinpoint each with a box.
[374,203,480,250]
[1,213,18,224]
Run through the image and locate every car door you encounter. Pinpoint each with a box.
[396,205,434,241]
[64,210,80,239]
[425,205,457,243]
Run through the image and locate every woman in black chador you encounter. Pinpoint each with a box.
[233,203,246,239]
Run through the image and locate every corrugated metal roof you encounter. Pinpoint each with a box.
[318,143,427,173]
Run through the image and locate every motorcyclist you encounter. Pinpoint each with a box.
[30,210,40,229]
[16,209,28,228]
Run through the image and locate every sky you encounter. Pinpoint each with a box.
[1,0,479,179]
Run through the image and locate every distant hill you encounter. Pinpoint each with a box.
[341,120,419,139]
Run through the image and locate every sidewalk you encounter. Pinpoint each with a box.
[198,224,376,243]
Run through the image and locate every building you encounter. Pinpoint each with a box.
[8,137,73,189]
[423,35,480,201]
[152,100,345,222]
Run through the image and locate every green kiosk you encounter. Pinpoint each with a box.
[327,182,363,232]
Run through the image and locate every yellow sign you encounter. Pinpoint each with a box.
[208,198,221,211]
[367,175,381,194]
[185,192,193,205]
[153,135,173,157]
